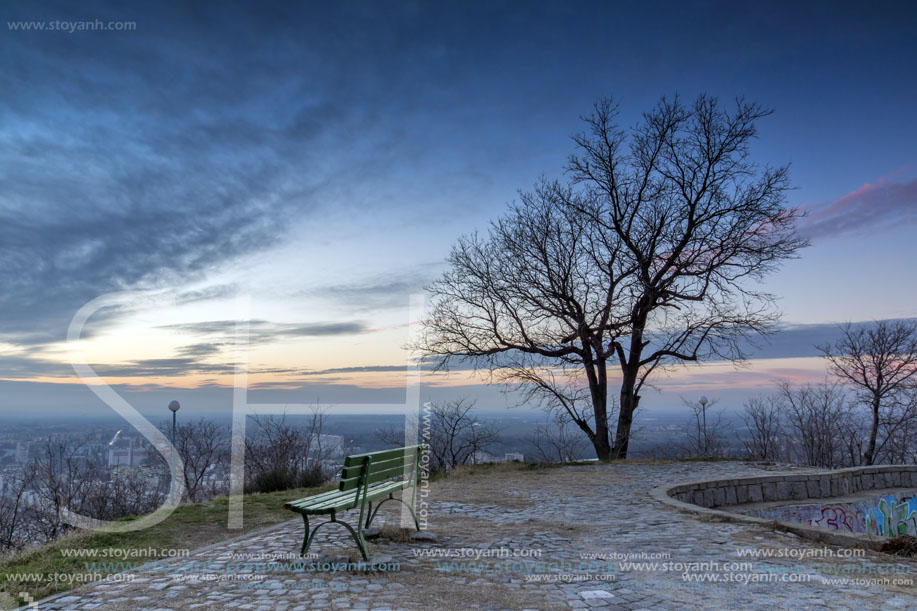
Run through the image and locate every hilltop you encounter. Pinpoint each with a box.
[3,460,916,610]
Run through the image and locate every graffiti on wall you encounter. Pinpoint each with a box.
[865,495,917,537]
[749,493,917,538]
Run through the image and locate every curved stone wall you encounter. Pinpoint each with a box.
[667,466,917,509]
[651,465,917,550]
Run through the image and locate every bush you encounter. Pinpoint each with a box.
[244,465,326,494]
[243,411,336,493]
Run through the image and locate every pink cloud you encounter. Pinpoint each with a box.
[799,174,917,240]
[651,357,829,393]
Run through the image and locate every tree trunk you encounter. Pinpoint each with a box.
[611,368,640,459]
[591,420,611,460]
[611,324,645,459]
[611,360,640,458]
[864,396,880,466]
[585,357,611,460]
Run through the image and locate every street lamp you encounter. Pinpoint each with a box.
[698,396,709,458]
[168,400,181,478]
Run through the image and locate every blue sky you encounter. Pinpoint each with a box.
[1,0,916,417]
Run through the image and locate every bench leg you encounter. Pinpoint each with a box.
[406,497,421,531]
[364,493,421,531]
[299,513,371,562]
[299,514,311,557]
[337,518,371,562]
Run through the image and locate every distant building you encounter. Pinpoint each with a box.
[14,442,30,463]
[470,451,525,464]
[108,442,149,467]
[471,450,498,465]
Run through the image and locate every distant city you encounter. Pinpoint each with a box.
[0,408,749,497]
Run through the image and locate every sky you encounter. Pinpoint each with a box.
[1,0,916,419]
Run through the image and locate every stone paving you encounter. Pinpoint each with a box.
[32,461,917,610]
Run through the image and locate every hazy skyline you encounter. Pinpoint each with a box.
[2,1,916,416]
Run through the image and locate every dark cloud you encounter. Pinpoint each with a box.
[0,354,75,378]
[2,0,914,373]
[301,365,410,376]
[162,319,369,343]
[0,1,485,346]
[175,342,223,358]
[310,266,440,312]
[91,358,235,378]
[0,351,301,380]
[726,318,917,360]
[799,176,917,241]
[2,319,914,387]
[174,285,239,305]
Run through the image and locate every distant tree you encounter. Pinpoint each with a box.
[742,395,784,462]
[778,381,859,469]
[244,410,332,493]
[173,419,229,502]
[0,464,35,553]
[378,398,501,473]
[82,468,167,521]
[819,320,917,465]
[417,94,806,459]
[680,397,726,458]
[528,411,590,463]
[880,392,917,464]
[29,436,101,540]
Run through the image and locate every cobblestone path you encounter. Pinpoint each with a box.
[33,461,917,610]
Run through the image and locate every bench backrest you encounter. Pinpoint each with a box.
[338,445,425,493]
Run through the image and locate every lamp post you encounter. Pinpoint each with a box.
[168,400,181,479]
[698,396,709,458]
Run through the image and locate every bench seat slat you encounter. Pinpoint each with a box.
[283,489,355,510]
[284,480,407,514]
[283,486,353,506]
[312,480,407,509]
[342,445,422,467]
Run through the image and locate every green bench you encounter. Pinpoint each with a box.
[283,444,425,561]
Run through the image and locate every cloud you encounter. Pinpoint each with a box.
[0,316,369,381]
[799,175,917,240]
[302,265,441,312]
[175,343,223,358]
[300,365,410,376]
[0,350,304,381]
[91,358,236,378]
[0,354,75,379]
[162,319,370,345]
[323,278,431,311]
[0,1,470,347]
[173,285,239,306]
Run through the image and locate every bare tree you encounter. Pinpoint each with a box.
[819,320,917,465]
[244,410,333,493]
[778,381,859,469]
[29,436,101,541]
[528,410,590,463]
[0,463,36,553]
[742,395,784,462]
[680,397,726,458]
[880,391,917,464]
[168,418,229,502]
[568,96,807,458]
[378,398,501,473]
[81,468,167,521]
[417,94,806,459]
